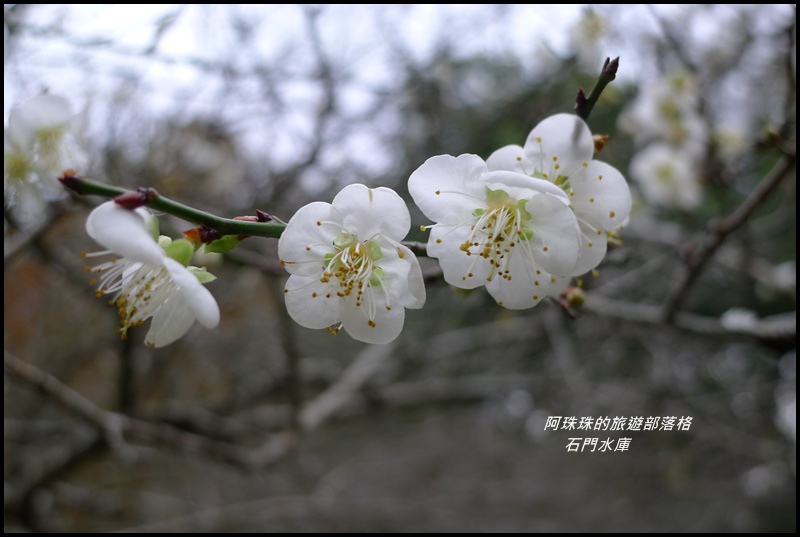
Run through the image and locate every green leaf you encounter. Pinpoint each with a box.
[188,266,217,284]
[205,235,242,254]
[164,239,194,266]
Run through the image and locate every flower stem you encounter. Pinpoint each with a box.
[575,56,619,121]
[59,172,286,238]
[59,172,432,256]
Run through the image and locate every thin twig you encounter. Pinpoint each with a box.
[585,295,796,340]
[4,350,276,469]
[661,152,796,321]
[575,57,619,121]
[299,343,396,431]
[645,5,697,73]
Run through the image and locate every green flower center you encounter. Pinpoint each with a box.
[463,187,534,282]
[322,232,385,304]
[5,153,33,183]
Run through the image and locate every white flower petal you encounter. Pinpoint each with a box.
[333,184,410,241]
[525,113,594,178]
[163,257,220,329]
[525,193,581,277]
[570,160,632,231]
[284,273,341,329]
[146,292,196,348]
[19,94,74,130]
[5,111,36,151]
[486,144,533,174]
[340,293,405,344]
[378,244,426,309]
[397,244,426,309]
[573,220,608,276]
[485,250,552,309]
[547,275,572,298]
[408,154,489,223]
[278,201,340,276]
[483,170,570,202]
[86,202,165,265]
[427,223,493,289]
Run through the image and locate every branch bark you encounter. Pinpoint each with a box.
[661,152,796,321]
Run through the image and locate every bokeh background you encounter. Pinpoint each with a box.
[4,4,796,532]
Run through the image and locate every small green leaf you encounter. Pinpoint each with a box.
[205,235,242,254]
[188,266,217,284]
[164,239,194,266]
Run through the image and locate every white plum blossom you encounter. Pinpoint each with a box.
[568,8,611,73]
[617,71,707,154]
[278,184,425,344]
[4,94,87,192]
[408,153,582,309]
[85,201,220,348]
[486,113,632,277]
[629,143,703,210]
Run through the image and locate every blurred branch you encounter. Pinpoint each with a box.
[269,278,304,429]
[300,343,396,431]
[585,295,796,340]
[255,5,340,205]
[4,219,51,265]
[661,152,796,321]
[116,494,458,533]
[3,201,73,266]
[3,350,286,469]
[4,350,128,447]
[542,307,589,392]
[645,5,697,72]
[9,435,104,531]
[15,20,267,79]
[782,12,797,132]
[378,374,543,407]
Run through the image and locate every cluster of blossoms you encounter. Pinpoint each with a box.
[79,114,629,347]
[617,72,706,210]
[279,114,630,343]
[4,94,88,221]
[409,113,631,309]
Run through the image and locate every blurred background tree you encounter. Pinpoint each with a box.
[4,4,796,532]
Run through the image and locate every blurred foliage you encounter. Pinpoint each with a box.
[4,4,796,532]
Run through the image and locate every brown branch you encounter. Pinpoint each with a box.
[645,5,697,73]
[4,350,290,470]
[661,152,796,321]
[585,295,796,340]
[299,343,396,431]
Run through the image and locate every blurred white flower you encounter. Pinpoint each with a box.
[4,93,88,192]
[720,308,759,333]
[618,72,707,154]
[568,8,610,72]
[629,143,704,210]
[278,184,425,344]
[486,113,632,276]
[409,153,581,309]
[713,123,751,161]
[85,201,220,348]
